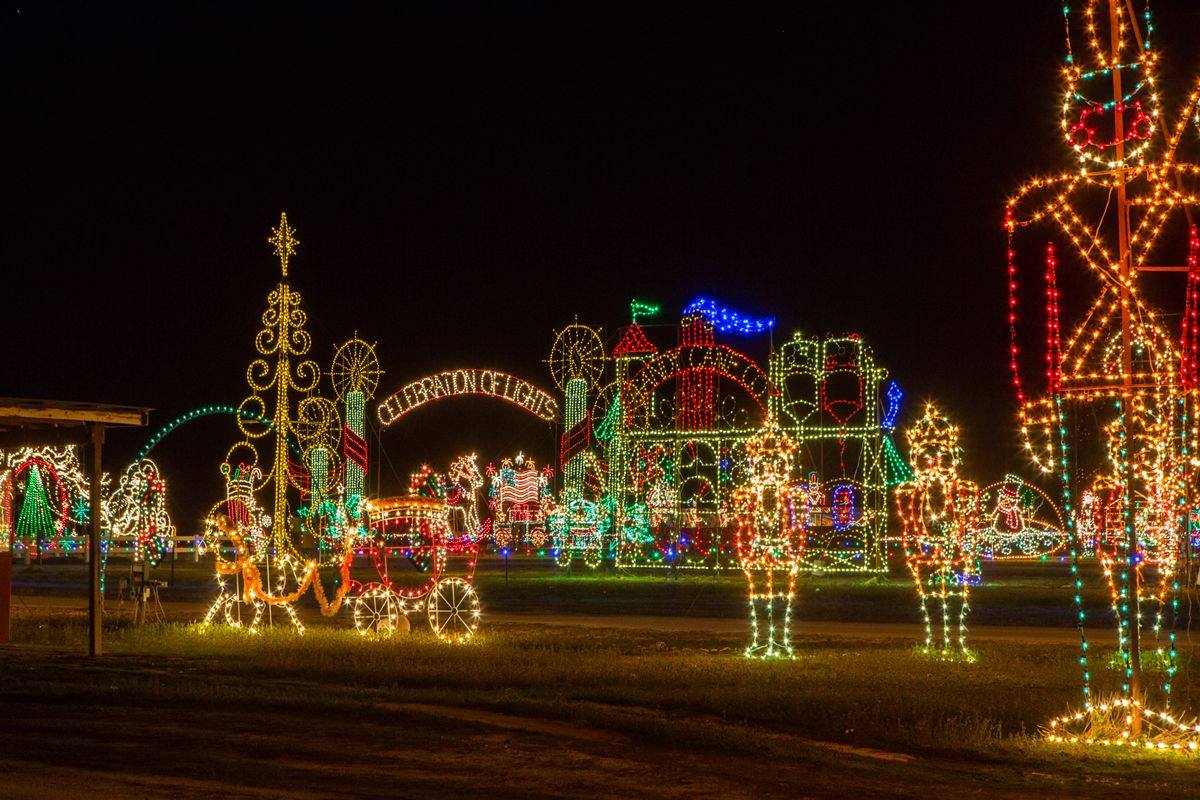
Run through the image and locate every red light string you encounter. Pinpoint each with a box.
[1181,226,1200,389]
[1006,222,1027,406]
[1044,242,1062,394]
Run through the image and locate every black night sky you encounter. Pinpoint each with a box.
[6,3,1200,521]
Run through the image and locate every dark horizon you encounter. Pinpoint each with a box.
[9,2,1200,522]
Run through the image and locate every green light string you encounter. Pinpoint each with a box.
[883,434,913,487]
[1165,396,1186,702]
[1056,395,1091,702]
[1117,400,1133,696]
[139,405,248,458]
[630,299,661,323]
[137,404,301,459]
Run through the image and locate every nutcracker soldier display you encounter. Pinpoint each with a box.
[730,415,810,659]
[895,403,979,657]
[1006,0,1200,745]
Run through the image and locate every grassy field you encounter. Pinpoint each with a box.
[12,555,1139,627]
[4,608,1200,798]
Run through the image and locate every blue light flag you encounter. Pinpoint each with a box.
[683,297,775,335]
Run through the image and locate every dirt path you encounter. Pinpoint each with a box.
[0,651,1159,799]
[0,652,926,800]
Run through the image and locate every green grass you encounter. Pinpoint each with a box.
[15,555,1117,627]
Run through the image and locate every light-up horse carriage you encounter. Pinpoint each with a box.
[348,456,483,642]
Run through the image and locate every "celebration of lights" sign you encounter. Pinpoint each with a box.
[377,369,559,426]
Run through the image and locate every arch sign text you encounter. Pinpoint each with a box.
[378,369,559,426]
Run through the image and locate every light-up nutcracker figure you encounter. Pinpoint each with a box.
[731,415,809,659]
[895,403,979,656]
[1004,1,1200,745]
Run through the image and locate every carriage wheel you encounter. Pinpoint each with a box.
[353,585,408,636]
[426,577,481,643]
[208,593,266,632]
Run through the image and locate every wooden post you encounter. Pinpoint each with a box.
[0,542,10,644]
[88,423,105,657]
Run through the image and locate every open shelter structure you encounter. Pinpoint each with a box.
[0,398,149,655]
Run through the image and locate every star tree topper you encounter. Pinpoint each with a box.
[268,212,300,277]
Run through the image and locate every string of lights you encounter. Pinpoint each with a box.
[682,297,775,335]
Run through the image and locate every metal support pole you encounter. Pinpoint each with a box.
[1108,0,1141,733]
[88,423,105,657]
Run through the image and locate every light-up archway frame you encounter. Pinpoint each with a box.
[622,344,771,426]
[611,343,772,570]
[372,369,559,557]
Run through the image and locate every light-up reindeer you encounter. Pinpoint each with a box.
[445,453,489,542]
[895,403,979,656]
[731,415,810,659]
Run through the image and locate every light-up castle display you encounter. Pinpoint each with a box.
[552,298,904,573]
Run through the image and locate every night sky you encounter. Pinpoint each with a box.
[7,3,1200,522]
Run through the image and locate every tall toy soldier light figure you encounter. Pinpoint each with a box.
[732,415,810,659]
[895,403,979,657]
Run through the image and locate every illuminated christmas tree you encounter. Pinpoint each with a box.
[202,213,356,633]
[16,465,57,542]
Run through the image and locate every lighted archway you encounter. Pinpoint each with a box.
[623,344,772,426]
